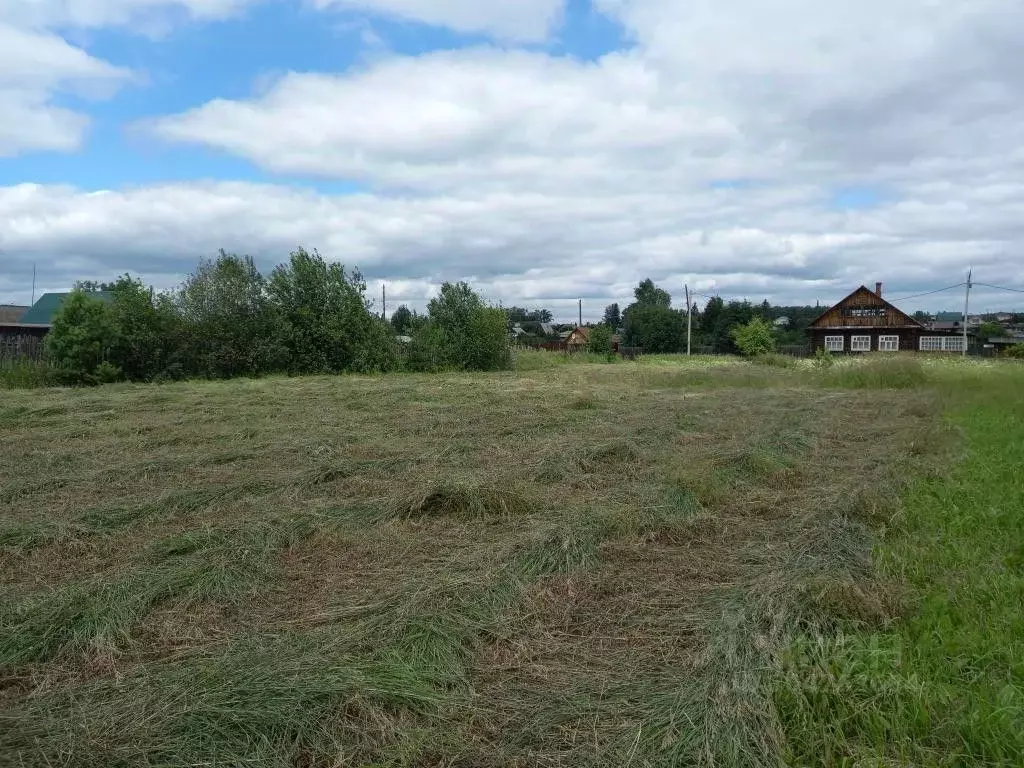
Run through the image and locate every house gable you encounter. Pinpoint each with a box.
[810,286,923,330]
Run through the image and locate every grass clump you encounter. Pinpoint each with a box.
[388,482,533,521]
[4,634,446,767]
[0,521,310,668]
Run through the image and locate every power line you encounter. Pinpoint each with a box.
[888,283,966,302]
[974,282,1024,294]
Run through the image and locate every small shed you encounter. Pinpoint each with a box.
[565,327,590,351]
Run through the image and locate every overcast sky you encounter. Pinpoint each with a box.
[2,0,1023,321]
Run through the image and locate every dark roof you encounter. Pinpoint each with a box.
[0,305,28,323]
[18,291,114,325]
[934,311,962,322]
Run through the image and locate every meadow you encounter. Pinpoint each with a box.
[1,353,1021,766]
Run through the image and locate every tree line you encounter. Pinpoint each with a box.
[46,249,510,384]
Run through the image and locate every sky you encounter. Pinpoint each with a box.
[2,0,1024,321]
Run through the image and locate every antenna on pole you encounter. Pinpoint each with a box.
[685,283,692,356]
[962,269,972,358]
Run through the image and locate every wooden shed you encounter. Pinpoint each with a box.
[565,327,590,351]
[809,283,965,353]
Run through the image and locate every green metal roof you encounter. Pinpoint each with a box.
[18,292,114,325]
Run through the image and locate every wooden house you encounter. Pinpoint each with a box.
[809,283,965,353]
[565,327,590,351]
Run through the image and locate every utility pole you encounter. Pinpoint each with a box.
[684,283,692,356]
[962,269,972,358]
[31,263,36,305]
[382,284,386,320]
[578,299,583,328]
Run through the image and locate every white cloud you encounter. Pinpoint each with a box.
[311,0,565,42]
[0,24,130,156]
[0,0,260,29]
[2,179,1022,316]
[4,0,1024,314]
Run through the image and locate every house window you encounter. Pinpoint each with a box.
[824,336,844,352]
[851,335,871,352]
[919,337,944,351]
[878,335,900,351]
[943,336,965,352]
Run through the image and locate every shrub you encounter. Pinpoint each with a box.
[426,282,510,371]
[267,248,394,374]
[623,304,685,353]
[177,252,288,379]
[105,275,184,381]
[45,290,116,383]
[1003,343,1024,359]
[730,317,776,357]
[587,325,615,358]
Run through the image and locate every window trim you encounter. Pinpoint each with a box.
[919,336,945,352]
[824,335,844,352]
[851,335,871,352]
[878,335,899,352]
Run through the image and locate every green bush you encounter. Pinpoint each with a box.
[45,290,116,383]
[426,282,510,371]
[730,317,776,357]
[177,252,288,379]
[587,325,615,358]
[1003,343,1024,359]
[267,248,395,374]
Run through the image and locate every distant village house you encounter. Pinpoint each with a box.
[809,283,967,353]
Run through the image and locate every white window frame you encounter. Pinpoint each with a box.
[824,335,844,352]
[878,335,899,352]
[943,336,965,352]
[851,335,871,352]
[919,336,944,352]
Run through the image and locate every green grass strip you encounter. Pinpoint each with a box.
[776,368,1024,766]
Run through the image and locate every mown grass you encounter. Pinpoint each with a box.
[1,356,1020,766]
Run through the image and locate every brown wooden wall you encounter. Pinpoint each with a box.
[809,328,964,353]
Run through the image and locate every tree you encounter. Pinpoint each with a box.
[177,251,286,378]
[730,317,776,357]
[506,306,553,323]
[391,305,414,334]
[623,304,685,353]
[977,321,1004,340]
[46,290,118,382]
[634,278,672,307]
[105,275,183,381]
[267,247,394,374]
[603,303,621,328]
[587,324,614,358]
[426,282,510,371]
[74,280,117,293]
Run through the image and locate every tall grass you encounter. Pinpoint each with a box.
[776,366,1024,765]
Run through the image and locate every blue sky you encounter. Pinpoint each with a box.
[1,0,1022,315]
[0,0,626,190]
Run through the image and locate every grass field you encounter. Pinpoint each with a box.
[1,354,1022,766]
